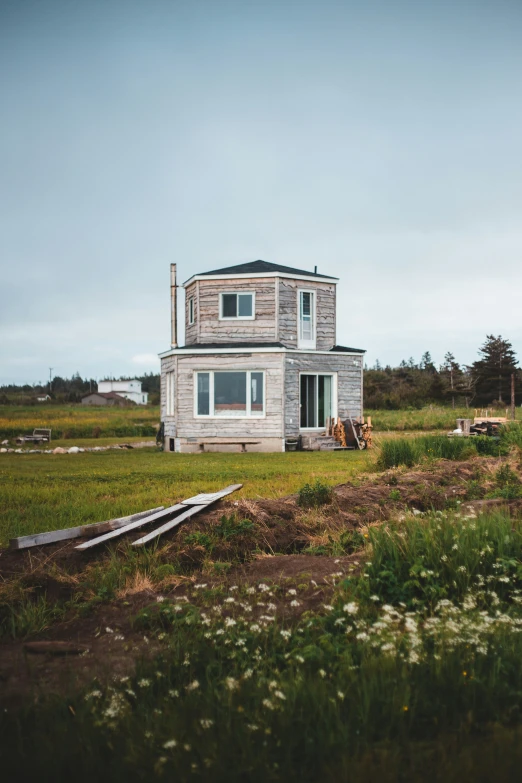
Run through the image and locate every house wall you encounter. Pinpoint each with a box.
[278,278,336,350]
[161,351,285,452]
[183,276,337,348]
[184,278,277,345]
[98,380,142,393]
[284,352,363,438]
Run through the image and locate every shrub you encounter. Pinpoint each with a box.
[377,439,417,470]
[297,480,333,508]
[214,516,254,539]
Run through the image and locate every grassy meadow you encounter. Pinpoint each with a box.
[4,507,522,781]
[3,404,521,446]
[367,405,522,431]
[3,404,522,780]
[0,404,160,440]
[0,449,373,545]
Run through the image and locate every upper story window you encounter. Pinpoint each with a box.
[298,290,316,349]
[219,292,255,320]
[188,296,195,325]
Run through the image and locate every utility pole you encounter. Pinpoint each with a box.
[49,368,53,395]
[511,373,516,421]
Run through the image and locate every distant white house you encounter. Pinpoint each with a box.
[36,394,51,402]
[97,380,148,405]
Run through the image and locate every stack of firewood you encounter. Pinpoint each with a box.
[326,417,347,447]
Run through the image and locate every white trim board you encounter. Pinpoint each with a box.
[183,272,338,287]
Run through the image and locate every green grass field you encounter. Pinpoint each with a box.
[0,404,160,440]
[0,449,372,545]
[366,405,521,431]
[3,404,519,444]
[2,403,522,779]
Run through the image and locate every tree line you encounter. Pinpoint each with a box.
[1,336,519,410]
[365,335,520,409]
[0,373,161,405]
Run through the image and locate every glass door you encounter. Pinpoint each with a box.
[300,374,334,428]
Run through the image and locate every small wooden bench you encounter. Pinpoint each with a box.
[198,441,261,453]
[16,428,52,445]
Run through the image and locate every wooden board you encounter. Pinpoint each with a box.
[132,484,243,547]
[75,504,184,550]
[9,507,164,550]
[182,485,242,505]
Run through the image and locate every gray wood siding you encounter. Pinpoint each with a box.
[278,279,336,350]
[191,278,277,344]
[175,352,285,438]
[284,353,363,437]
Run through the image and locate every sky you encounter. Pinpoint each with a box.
[1,0,521,385]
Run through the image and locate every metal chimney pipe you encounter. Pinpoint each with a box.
[170,264,178,348]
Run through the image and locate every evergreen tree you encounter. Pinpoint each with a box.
[421,351,436,373]
[441,352,462,408]
[471,335,518,404]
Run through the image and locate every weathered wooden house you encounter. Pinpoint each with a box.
[159,260,364,452]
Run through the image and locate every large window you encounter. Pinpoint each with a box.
[298,290,316,348]
[196,371,264,417]
[219,292,255,320]
[300,373,334,428]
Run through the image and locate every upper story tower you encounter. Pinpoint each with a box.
[182,260,338,351]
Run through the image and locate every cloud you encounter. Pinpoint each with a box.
[132,354,160,366]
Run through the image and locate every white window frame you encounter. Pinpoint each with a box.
[188,296,195,325]
[219,291,256,320]
[298,289,316,349]
[299,372,337,431]
[194,370,266,418]
[165,371,175,416]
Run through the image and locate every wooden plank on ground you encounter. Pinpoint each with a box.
[75,504,184,550]
[182,485,243,506]
[9,507,164,551]
[132,484,243,547]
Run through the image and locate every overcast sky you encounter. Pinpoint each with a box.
[1,0,521,385]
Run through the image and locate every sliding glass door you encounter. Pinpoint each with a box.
[300,374,334,428]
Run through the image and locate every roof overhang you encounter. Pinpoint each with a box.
[158,346,365,359]
[183,272,338,287]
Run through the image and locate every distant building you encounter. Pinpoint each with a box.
[97,379,148,405]
[36,394,51,402]
[81,392,133,407]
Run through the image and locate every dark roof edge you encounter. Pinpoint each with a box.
[331,345,366,354]
[159,342,365,354]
